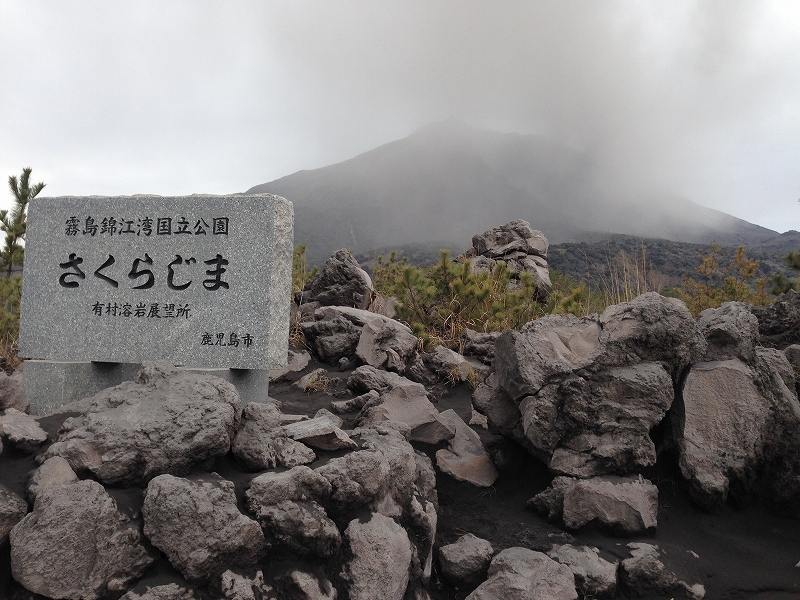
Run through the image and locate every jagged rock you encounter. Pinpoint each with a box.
[528,476,579,523]
[435,409,498,487]
[331,389,379,414]
[246,466,340,557]
[274,569,337,600]
[40,362,241,486]
[356,316,418,373]
[751,289,800,348]
[348,365,428,395]
[232,402,316,471]
[0,369,29,414]
[219,570,273,600]
[527,362,673,477]
[142,474,266,582]
[121,584,200,600]
[283,415,358,451]
[785,344,800,372]
[469,407,488,428]
[314,407,343,427]
[342,512,413,600]
[10,480,157,599]
[562,475,658,535]
[296,249,374,309]
[0,407,48,452]
[438,533,494,589]
[677,359,769,509]
[697,301,759,362]
[26,456,78,503]
[472,374,522,435]
[619,543,705,599]
[466,547,577,600]
[355,385,454,444]
[461,329,500,365]
[547,544,617,599]
[468,220,552,301]
[0,484,27,545]
[270,349,312,381]
[301,316,361,364]
[424,346,491,384]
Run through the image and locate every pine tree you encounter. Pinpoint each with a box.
[2,167,45,277]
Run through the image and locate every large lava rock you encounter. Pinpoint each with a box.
[40,362,241,486]
[10,480,157,599]
[142,474,267,582]
[751,289,800,349]
[485,293,701,478]
[296,248,374,309]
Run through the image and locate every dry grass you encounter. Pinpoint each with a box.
[0,334,20,374]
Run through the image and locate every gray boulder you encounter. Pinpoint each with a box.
[461,329,500,365]
[301,316,362,364]
[10,480,157,599]
[356,315,418,373]
[424,345,491,384]
[532,475,658,535]
[331,389,379,414]
[26,456,79,503]
[355,385,454,444]
[435,409,498,488]
[619,543,705,599]
[562,475,658,535]
[438,533,494,589]
[142,474,266,582]
[751,289,800,348]
[296,249,374,310]
[283,414,357,451]
[466,547,577,600]
[0,483,27,546]
[0,407,48,452]
[0,369,29,414]
[547,544,617,599]
[697,301,759,362]
[40,362,241,486]
[342,512,413,600]
[246,466,340,558]
[232,402,316,472]
[348,365,428,396]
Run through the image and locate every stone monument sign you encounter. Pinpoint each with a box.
[19,194,293,411]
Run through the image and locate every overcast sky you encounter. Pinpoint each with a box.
[1,1,799,233]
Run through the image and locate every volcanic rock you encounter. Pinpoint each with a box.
[232,402,316,471]
[0,407,48,452]
[619,543,705,599]
[435,409,498,487]
[562,475,658,535]
[547,544,617,599]
[438,533,494,589]
[26,456,78,503]
[466,547,577,600]
[296,248,374,310]
[0,483,27,546]
[10,480,157,599]
[142,474,266,582]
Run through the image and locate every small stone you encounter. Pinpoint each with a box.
[438,533,494,588]
[331,389,379,414]
[548,544,617,599]
[435,409,498,488]
[283,416,358,450]
[295,368,331,392]
[0,407,48,452]
[27,456,79,503]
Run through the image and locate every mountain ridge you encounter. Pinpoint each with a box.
[247,119,781,266]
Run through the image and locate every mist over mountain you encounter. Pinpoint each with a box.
[247,120,779,266]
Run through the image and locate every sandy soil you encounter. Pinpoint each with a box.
[2,360,799,599]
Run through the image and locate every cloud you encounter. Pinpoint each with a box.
[1,0,798,231]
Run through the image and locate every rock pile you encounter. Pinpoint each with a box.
[464,219,552,301]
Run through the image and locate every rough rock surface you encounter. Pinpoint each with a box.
[435,409,498,487]
[562,476,658,535]
[232,402,316,471]
[26,456,79,503]
[10,480,157,599]
[466,220,552,302]
[547,544,617,599]
[424,345,490,384]
[0,369,29,413]
[356,385,454,444]
[121,584,200,600]
[466,547,577,600]
[274,569,337,600]
[0,407,48,452]
[356,315,418,373]
[619,543,705,599]
[751,289,800,348]
[270,348,312,382]
[41,362,241,486]
[246,466,340,557]
[342,512,413,600]
[283,414,358,451]
[677,359,770,509]
[296,249,374,310]
[697,301,759,362]
[142,474,266,582]
[0,483,27,545]
[438,533,494,589]
[529,476,579,523]
[301,316,362,364]
[348,365,428,396]
[331,389,379,414]
[461,329,500,365]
